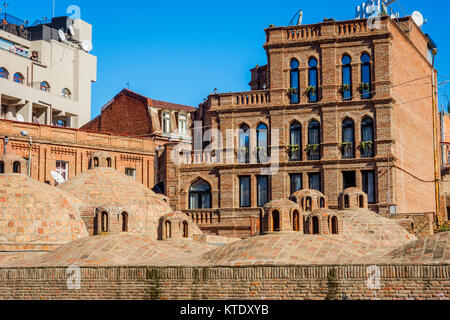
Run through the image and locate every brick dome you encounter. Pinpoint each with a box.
[203,233,369,266]
[57,167,172,239]
[19,234,217,267]
[339,209,416,249]
[262,199,302,233]
[0,174,88,251]
[290,189,328,211]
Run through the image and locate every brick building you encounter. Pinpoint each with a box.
[0,119,159,188]
[81,89,195,190]
[163,15,441,238]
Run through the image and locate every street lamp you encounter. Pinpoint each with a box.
[20,131,32,177]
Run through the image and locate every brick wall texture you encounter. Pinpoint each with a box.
[0,265,448,300]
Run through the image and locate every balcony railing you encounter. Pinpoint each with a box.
[234,90,271,106]
[341,143,355,159]
[361,142,375,158]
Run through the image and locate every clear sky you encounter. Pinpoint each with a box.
[5,0,450,117]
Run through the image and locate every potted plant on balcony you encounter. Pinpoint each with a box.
[361,141,374,151]
[360,82,370,92]
[341,84,351,93]
[288,145,300,153]
[340,142,353,151]
[304,86,317,95]
[256,146,267,158]
[287,88,299,97]
[305,144,320,153]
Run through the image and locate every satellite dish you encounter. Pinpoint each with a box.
[81,40,93,52]
[412,11,424,27]
[68,25,75,36]
[51,170,65,184]
[58,29,66,42]
[16,114,24,122]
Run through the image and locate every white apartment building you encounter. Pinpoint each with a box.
[0,14,97,128]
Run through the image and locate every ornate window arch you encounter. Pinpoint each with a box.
[342,55,352,100]
[290,59,300,104]
[361,53,372,99]
[307,58,319,103]
[189,179,212,209]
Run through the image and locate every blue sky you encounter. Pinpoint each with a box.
[6,0,450,117]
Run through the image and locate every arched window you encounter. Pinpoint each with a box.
[307,58,318,103]
[359,195,365,208]
[106,158,112,168]
[312,216,320,234]
[0,67,9,79]
[342,55,352,100]
[305,197,312,211]
[361,117,374,158]
[165,221,172,239]
[293,210,300,231]
[342,118,355,159]
[62,88,71,99]
[238,124,250,164]
[289,122,302,161]
[303,216,309,234]
[307,120,321,160]
[101,212,109,233]
[40,81,50,92]
[0,161,4,173]
[320,197,326,208]
[121,212,128,232]
[13,73,24,84]
[93,214,98,235]
[331,216,338,234]
[183,221,189,238]
[361,54,372,99]
[290,59,300,104]
[344,195,350,208]
[93,157,99,167]
[272,210,280,232]
[189,179,212,209]
[13,161,20,173]
[256,123,268,163]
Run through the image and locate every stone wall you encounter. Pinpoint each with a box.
[0,265,448,300]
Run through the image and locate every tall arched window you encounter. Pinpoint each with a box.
[307,58,318,103]
[331,216,338,234]
[189,179,212,209]
[40,81,50,92]
[361,54,372,99]
[165,221,172,239]
[13,161,21,173]
[307,120,321,160]
[290,59,300,104]
[289,122,302,161]
[106,158,112,168]
[238,124,250,164]
[0,67,9,79]
[361,117,375,158]
[320,197,326,208]
[183,221,189,238]
[272,210,280,232]
[256,123,268,163]
[121,212,128,232]
[62,88,71,99]
[101,212,109,233]
[312,216,320,234]
[13,73,24,84]
[342,55,352,100]
[342,118,355,159]
[293,210,300,232]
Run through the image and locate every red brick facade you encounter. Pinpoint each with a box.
[163,16,441,238]
[0,119,158,188]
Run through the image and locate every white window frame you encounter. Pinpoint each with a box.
[162,112,171,133]
[55,161,69,184]
[178,114,187,135]
[125,168,137,180]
